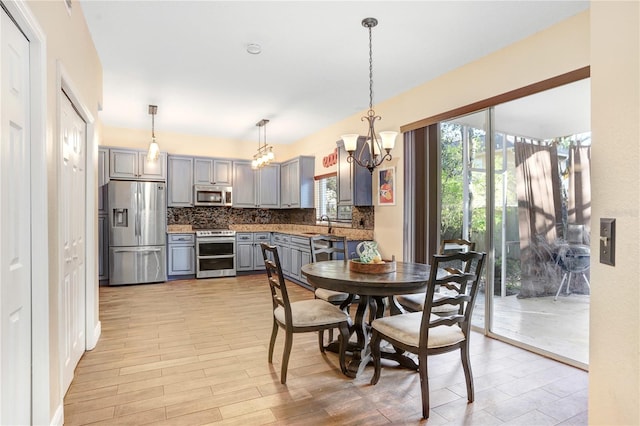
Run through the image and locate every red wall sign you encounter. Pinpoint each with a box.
[323,148,338,168]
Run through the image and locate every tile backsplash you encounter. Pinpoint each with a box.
[167,206,374,230]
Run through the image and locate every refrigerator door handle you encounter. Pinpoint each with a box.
[134,185,141,238]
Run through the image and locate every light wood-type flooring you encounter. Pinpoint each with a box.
[64,275,588,425]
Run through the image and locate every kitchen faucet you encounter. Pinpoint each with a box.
[320,214,333,234]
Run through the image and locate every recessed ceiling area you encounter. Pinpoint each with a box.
[80,1,589,144]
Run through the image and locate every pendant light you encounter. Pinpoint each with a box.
[341,18,397,174]
[147,104,160,161]
[251,119,275,169]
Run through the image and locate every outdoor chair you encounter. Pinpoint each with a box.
[370,251,486,419]
[260,242,350,384]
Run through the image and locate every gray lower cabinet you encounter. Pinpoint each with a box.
[272,233,312,288]
[272,233,291,276]
[98,214,109,281]
[167,156,194,207]
[236,232,270,271]
[290,236,312,285]
[167,233,196,277]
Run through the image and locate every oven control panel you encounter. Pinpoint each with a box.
[196,230,236,237]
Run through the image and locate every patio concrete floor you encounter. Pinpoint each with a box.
[473,292,589,366]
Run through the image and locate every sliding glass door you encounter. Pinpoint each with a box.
[439,78,591,367]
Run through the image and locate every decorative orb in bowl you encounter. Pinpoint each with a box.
[349,258,396,274]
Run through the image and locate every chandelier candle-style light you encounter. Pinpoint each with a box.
[147,104,160,161]
[252,118,275,169]
[341,17,397,174]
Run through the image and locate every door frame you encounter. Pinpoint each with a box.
[1,1,49,424]
[56,62,99,393]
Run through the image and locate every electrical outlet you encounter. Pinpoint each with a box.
[599,218,615,266]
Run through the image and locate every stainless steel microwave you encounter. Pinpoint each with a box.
[194,185,232,206]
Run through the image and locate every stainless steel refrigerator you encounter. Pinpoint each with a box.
[108,180,167,285]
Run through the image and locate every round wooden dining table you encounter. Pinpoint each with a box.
[301,259,431,378]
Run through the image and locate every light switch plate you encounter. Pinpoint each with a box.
[600,218,615,266]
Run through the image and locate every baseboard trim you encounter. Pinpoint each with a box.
[87,320,101,350]
[50,403,63,426]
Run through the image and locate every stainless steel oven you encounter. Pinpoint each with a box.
[195,230,236,278]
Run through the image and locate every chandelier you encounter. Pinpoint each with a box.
[341,17,397,174]
[147,104,160,161]
[251,118,275,169]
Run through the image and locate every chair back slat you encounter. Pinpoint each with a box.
[420,251,486,347]
[261,243,292,319]
[439,239,476,273]
[309,235,349,263]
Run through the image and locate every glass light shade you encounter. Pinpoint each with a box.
[341,134,359,152]
[370,138,381,156]
[147,139,160,161]
[267,150,275,161]
[380,131,397,150]
[251,159,258,169]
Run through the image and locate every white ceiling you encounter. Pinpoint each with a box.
[80,1,589,144]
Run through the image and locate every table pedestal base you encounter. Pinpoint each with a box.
[325,295,419,378]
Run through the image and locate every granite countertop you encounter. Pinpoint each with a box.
[167,224,195,234]
[167,223,373,240]
[229,224,373,241]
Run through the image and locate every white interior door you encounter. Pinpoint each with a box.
[60,92,86,395]
[0,9,31,425]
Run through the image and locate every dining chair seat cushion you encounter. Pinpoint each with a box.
[372,312,465,349]
[315,288,350,303]
[274,299,349,327]
[396,293,457,314]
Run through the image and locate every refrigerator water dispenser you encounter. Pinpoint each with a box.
[113,209,128,227]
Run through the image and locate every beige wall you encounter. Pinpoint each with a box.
[103,126,288,160]
[589,1,639,424]
[26,0,103,420]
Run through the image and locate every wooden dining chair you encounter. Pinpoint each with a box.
[309,235,355,351]
[395,239,476,313]
[260,242,350,384]
[370,251,486,419]
[309,235,351,304]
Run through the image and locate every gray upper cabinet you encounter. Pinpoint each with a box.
[337,139,372,206]
[194,158,232,185]
[280,156,315,209]
[232,161,256,207]
[167,156,194,207]
[98,147,109,214]
[109,148,167,181]
[233,161,280,208]
[257,163,280,208]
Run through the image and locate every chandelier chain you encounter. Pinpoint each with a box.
[368,25,374,112]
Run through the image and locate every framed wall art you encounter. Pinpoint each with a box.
[378,167,395,206]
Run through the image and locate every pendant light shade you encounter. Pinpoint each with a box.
[252,119,275,169]
[147,104,159,161]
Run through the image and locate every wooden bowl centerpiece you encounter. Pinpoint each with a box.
[349,257,396,274]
